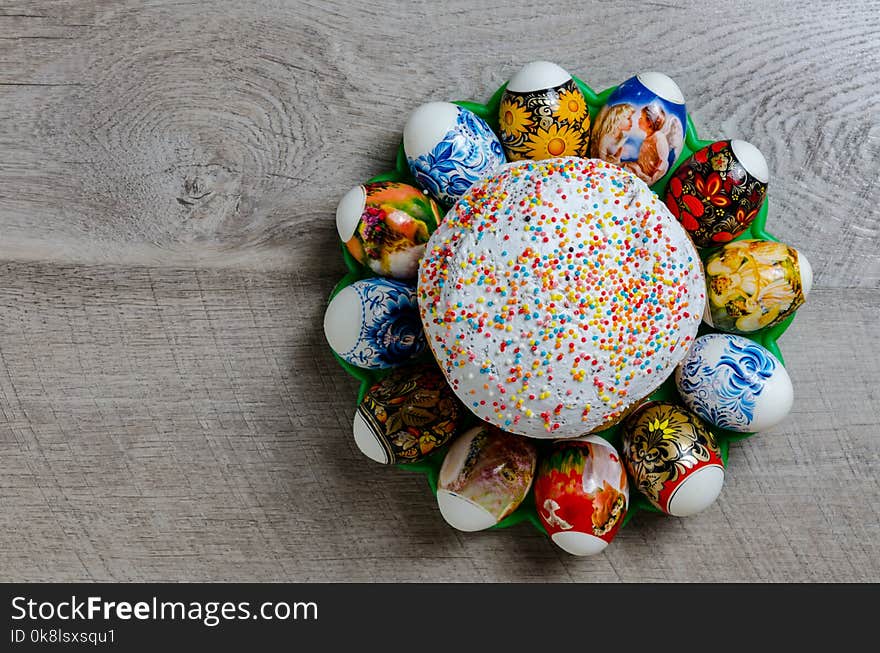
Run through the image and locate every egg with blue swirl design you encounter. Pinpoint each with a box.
[674,333,793,433]
[324,278,426,370]
[404,102,506,206]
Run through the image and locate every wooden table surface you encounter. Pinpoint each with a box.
[1,0,878,582]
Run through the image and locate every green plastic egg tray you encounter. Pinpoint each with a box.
[329,76,797,532]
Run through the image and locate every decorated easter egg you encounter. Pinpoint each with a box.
[353,364,462,464]
[404,102,506,206]
[675,333,793,433]
[534,435,628,556]
[324,278,426,369]
[336,182,442,279]
[436,425,537,532]
[589,72,687,186]
[704,239,812,333]
[621,402,724,516]
[665,140,769,247]
[498,61,591,161]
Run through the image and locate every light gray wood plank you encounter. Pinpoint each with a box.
[0,0,878,581]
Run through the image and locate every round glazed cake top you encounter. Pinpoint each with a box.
[417,157,705,438]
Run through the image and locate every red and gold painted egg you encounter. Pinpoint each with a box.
[665,140,768,247]
[534,435,628,556]
[621,402,724,517]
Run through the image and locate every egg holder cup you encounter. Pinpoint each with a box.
[329,76,796,532]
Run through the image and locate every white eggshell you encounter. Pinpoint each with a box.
[436,490,498,532]
[675,333,793,433]
[667,465,725,517]
[730,140,769,184]
[323,285,363,357]
[335,184,367,242]
[797,250,813,297]
[506,61,572,93]
[403,102,460,159]
[636,71,685,104]
[551,531,609,556]
[352,410,390,464]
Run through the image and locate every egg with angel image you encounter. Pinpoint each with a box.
[675,333,793,433]
[336,181,442,280]
[534,435,629,556]
[589,72,687,185]
[323,277,426,370]
[404,102,506,206]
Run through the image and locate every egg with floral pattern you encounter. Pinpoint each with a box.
[621,402,724,516]
[498,61,591,162]
[665,140,769,247]
[436,425,537,532]
[324,278,426,370]
[589,72,687,186]
[534,436,628,556]
[704,239,812,333]
[336,182,442,280]
[404,102,506,206]
[675,333,793,433]
[353,364,462,465]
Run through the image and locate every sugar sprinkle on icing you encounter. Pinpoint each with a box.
[418,157,705,439]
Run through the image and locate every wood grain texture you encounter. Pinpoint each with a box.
[0,0,878,582]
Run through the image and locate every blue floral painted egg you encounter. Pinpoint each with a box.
[404,102,506,206]
[674,333,793,433]
[324,278,426,369]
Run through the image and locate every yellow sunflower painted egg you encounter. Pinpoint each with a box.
[336,181,442,280]
[498,61,591,161]
[704,239,812,333]
[621,402,724,517]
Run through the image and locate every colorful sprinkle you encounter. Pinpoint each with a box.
[418,158,705,438]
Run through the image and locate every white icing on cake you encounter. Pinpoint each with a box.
[418,157,705,438]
